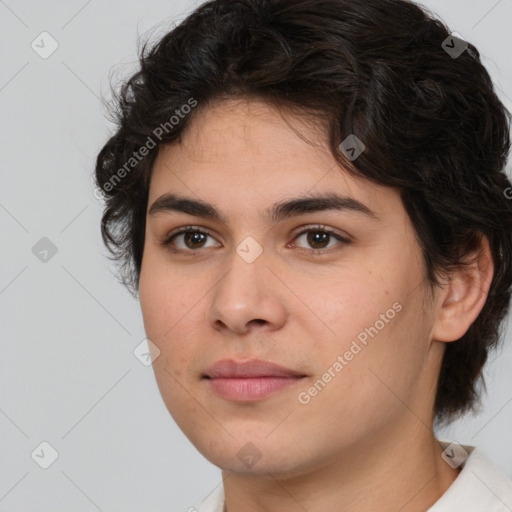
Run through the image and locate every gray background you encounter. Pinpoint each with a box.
[1,0,511,510]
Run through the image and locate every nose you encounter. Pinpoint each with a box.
[205,245,287,335]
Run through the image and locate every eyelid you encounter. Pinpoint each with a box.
[161,225,219,246]
[291,224,351,243]
[288,224,352,253]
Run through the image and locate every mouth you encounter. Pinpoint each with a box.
[202,359,307,402]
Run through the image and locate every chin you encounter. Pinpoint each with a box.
[193,433,314,477]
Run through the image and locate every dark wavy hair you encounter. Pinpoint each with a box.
[95,0,512,427]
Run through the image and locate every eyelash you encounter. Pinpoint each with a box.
[160,225,351,256]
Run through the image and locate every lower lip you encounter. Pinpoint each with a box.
[206,376,305,402]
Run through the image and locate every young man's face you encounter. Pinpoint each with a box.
[139,98,444,475]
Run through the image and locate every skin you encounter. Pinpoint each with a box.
[138,98,494,512]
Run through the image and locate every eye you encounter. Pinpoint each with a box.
[291,225,351,254]
[162,227,220,253]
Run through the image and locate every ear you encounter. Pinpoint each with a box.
[432,234,494,343]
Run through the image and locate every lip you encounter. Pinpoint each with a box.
[203,359,307,402]
[203,359,305,378]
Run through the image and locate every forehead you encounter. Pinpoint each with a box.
[148,98,403,223]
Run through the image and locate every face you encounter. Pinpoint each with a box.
[139,98,442,477]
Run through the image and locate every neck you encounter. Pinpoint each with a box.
[221,422,460,512]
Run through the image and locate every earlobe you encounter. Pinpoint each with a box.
[432,235,494,343]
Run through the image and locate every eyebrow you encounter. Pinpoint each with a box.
[147,193,379,223]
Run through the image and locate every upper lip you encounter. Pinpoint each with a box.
[203,359,306,378]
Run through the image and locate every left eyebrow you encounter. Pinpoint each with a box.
[147,193,380,223]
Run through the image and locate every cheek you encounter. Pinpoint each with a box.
[139,257,204,370]
[139,250,186,338]
[299,298,430,447]
[330,287,430,409]
[304,258,429,386]
[299,266,396,345]
[139,264,199,412]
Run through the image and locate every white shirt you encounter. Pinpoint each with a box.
[194,443,512,512]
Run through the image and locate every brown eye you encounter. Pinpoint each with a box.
[183,231,208,249]
[162,228,220,252]
[293,226,351,254]
[306,230,331,249]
